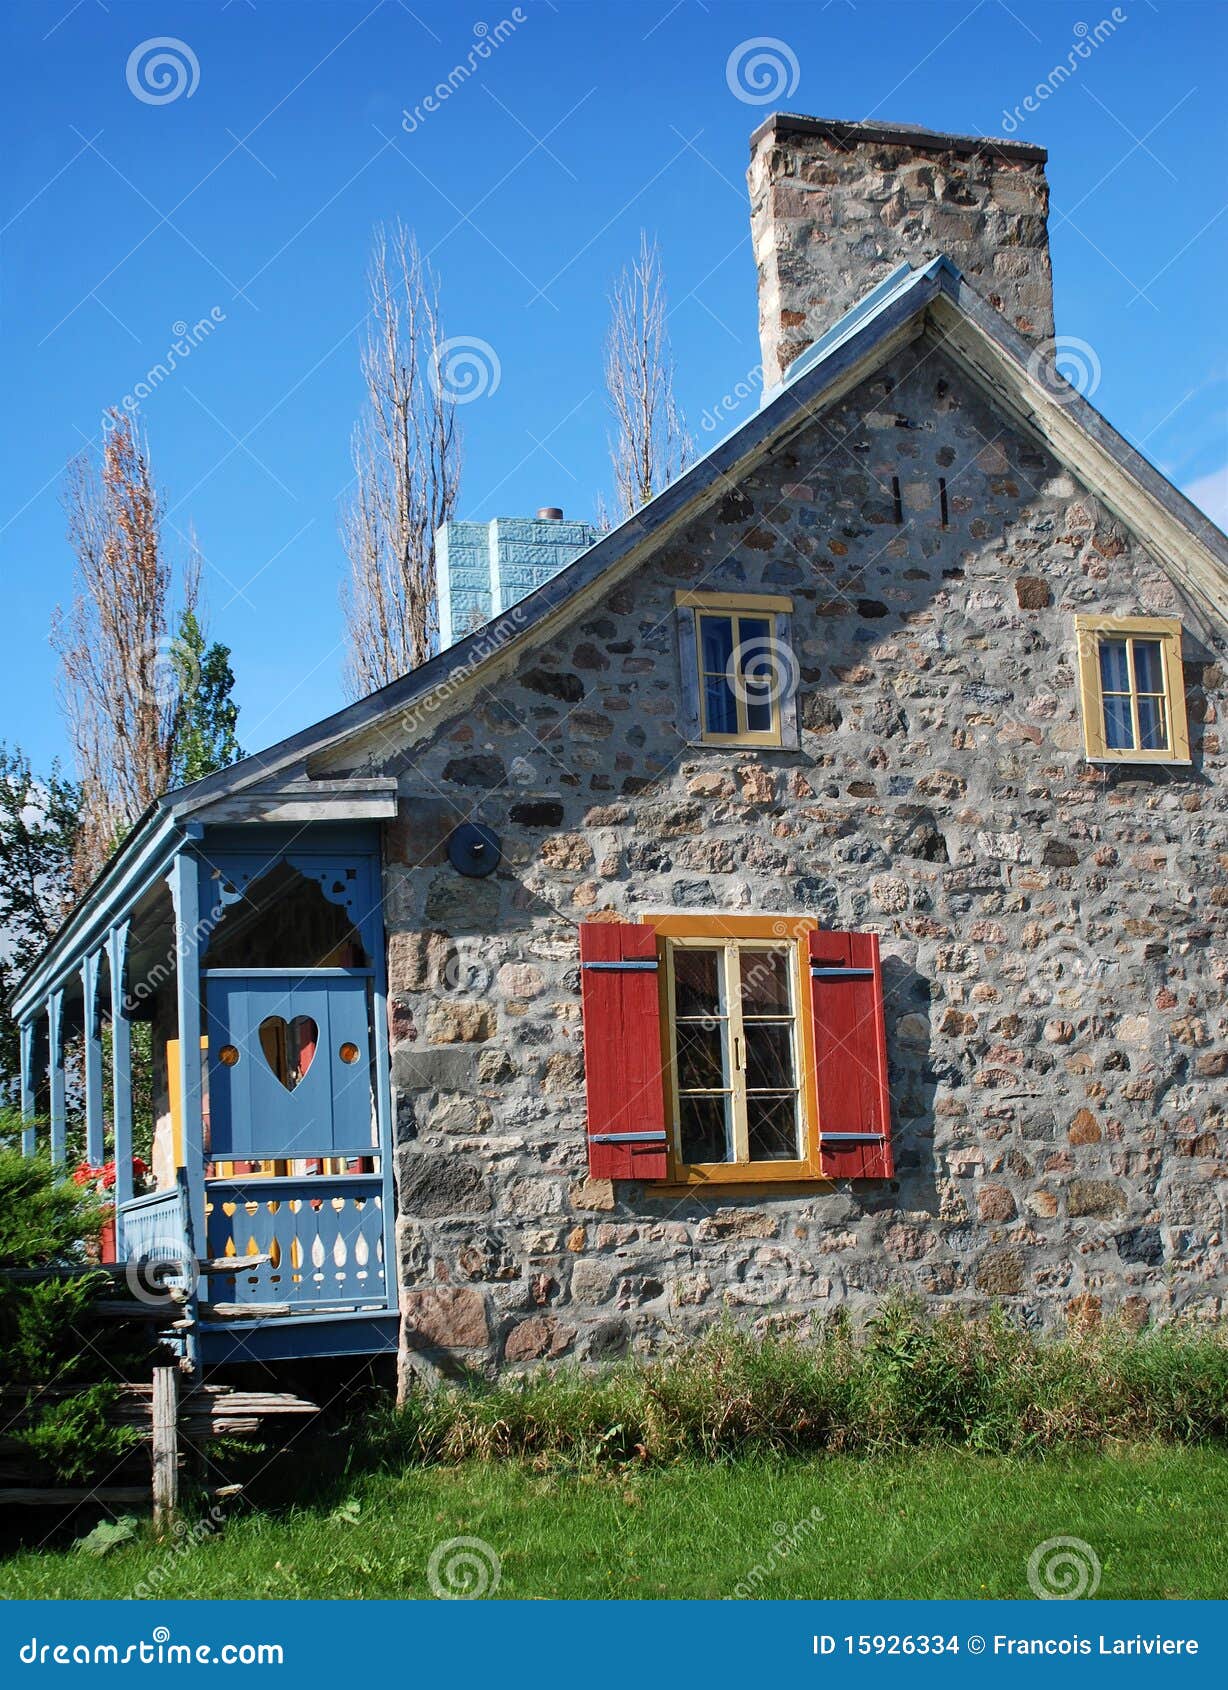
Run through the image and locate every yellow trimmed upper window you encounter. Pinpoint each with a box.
[651,915,820,1185]
[675,591,796,748]
[1075,615,1190,764]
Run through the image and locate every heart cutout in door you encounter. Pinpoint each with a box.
[257,1015,319,1092]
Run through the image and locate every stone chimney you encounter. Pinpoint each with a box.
[749,114,1054,383]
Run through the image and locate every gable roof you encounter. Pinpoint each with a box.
[14,255,1228,1013]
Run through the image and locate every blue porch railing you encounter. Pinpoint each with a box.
[204,1174,388,1309]
[119,1181,191,1270]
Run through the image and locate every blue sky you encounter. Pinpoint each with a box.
[4,0,1226,773]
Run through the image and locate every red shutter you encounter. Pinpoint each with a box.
[807,929,894,1179]
[579,923,668,1181]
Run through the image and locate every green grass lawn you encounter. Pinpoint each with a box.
[2,1447,1226,1600]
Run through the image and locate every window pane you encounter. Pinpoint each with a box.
[674,948,722,1019]
[699,614,734,674]
[744,694,774,733]
[747,1094,800,1162]
[680,1093,732,1164]
[1098,638,1130,695]
[1137,695,1168,751]
[702,672,738,735]
[1103,693,1134,750]
[1132,639,1164,696]
[744,1022,796,1091]
[739,950,792,1015]
[676,1022,727,1091]
[736,615,772,649]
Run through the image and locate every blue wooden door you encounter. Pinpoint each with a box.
[205,971,375,1160]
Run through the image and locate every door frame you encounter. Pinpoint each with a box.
[195,824,397,1316]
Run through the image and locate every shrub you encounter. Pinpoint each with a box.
[381,1301,1228,1470]
[0,1129,146,1484]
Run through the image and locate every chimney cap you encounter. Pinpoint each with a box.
[750,112,1047,166]
[537,506,564,521]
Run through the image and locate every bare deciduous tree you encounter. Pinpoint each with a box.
[605,231,691,519]
[53,413,200,889]
[341,222,461,697]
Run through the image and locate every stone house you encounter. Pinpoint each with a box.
[13,114,1227,1380]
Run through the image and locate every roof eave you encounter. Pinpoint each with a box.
[10,801,185,1020]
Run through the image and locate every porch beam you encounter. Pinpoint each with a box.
[81,953,104,1166]
[47,991,66,1166]
[19,1021,35,1157]
[108,923,134,1213]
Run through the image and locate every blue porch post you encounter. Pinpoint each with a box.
[81,952,105,1166]
[168,851,206,1270]
[371,921,399,1319]
[47,991,66,1166]
[108,923,134,1220]
[19,1020,36,1157]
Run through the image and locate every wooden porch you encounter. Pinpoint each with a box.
[13,818,400,1367]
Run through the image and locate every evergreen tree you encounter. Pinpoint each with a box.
[0,748,80,1100]
[169,609,242,787]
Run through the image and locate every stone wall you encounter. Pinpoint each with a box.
[749,115,1054,382]
[379,341,1225,1384]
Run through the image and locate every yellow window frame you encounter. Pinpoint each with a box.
[643,913,829,1190]
[676,591,793,749]
[1074,615,1190,764]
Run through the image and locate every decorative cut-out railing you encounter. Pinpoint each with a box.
[204,1174,387,1309]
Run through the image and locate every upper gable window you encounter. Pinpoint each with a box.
[1075,615,1190,765]
[674,591,798,748]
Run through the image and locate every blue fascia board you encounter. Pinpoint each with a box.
[199,1308,400,1364]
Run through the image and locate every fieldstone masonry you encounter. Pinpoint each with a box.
[749,114,1055,381]
[375,335,1226,1385]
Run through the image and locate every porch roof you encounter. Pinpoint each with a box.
[10,805,183,1021]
